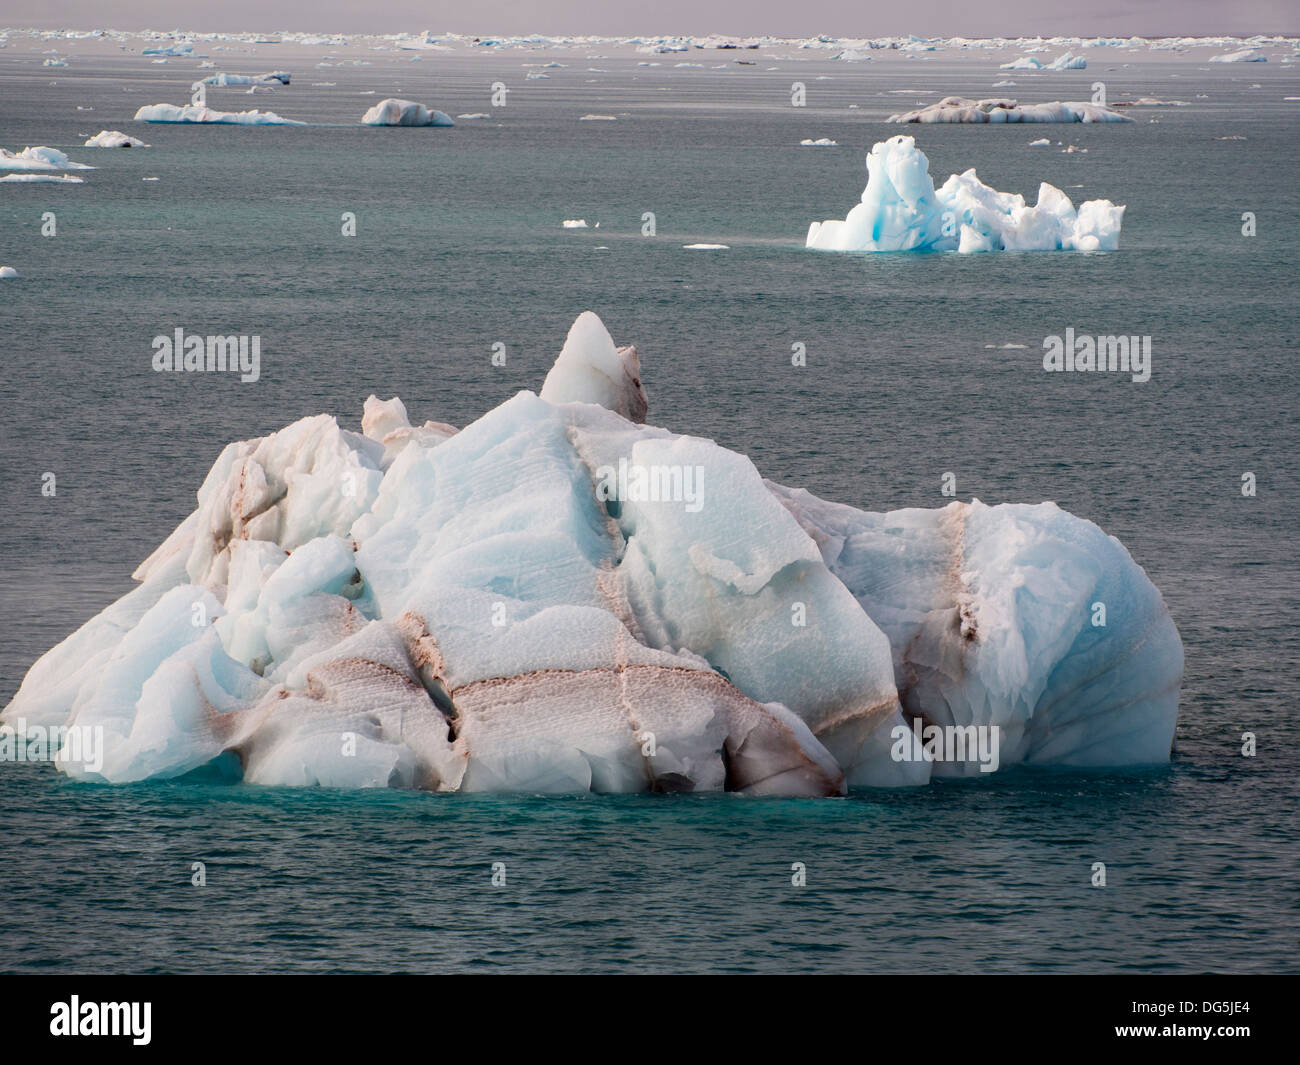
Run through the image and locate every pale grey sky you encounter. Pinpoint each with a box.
[6,1,1296,37]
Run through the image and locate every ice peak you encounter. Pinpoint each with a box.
[539,311,648,423]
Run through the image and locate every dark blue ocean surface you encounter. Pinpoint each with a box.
[1,43,1296,973]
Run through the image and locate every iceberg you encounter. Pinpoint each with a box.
[360,99,455,126]
[0,146,94,172]
[806,136,1125,253]
[1045,52,1088,70]
[3,312,1180,793]
[0,266,17,278]
[141,42,194,57]
[84,130,149,148]
[1209,48,1266,63]
[890,96,1131,123]
[201,71,291,86]
[134,104,305,125]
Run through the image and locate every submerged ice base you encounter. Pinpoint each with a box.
[3,312,1181,794]
[806,135,1125,253]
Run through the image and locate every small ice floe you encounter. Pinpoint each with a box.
[580,114,617,120]
[142,176,160,181]
[1062,144,1087,153]
[84,130,150,148]
[0,266,18,278]
[562,219,589,228]
[1,173,85,183]
[361,99,454,126]
[890,96,1131,123]
[135,104,305,125]
[142,42,193,57]
[458,113,490,119]
[993,80,1016,87]
[683,243,729,249]
[43,57,68,67]
[0,146,94,172]
[1209,48,1266,63]
[800,138,837,146]
[1028,137,1051,146]
[202,71,291,86]
[526,72,550,79]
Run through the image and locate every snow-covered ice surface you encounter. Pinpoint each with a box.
[806,135,1125,253]
[3,312,1180,792]
[134,103,305,125]
[890,96,1131,123]
[360,98,455,126]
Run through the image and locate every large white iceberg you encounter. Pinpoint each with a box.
[805,135,1125,253]
[890,96,1130,123]
[361,99,455,126]
[133,104,305,125]
[2,312,1180,793]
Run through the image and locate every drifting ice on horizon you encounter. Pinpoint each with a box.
[3,312,1181,794]
[806,135,1125,253]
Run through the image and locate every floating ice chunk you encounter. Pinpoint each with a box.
[360,98,455,126]
[201,71,291,86]
[562,219,589,228]
[1000,56,1042,69]
[801,138,838,146]
[4,311,1180,793]
[142,41,194,57]
[0,173,85,184]
[890,96,1130,123]
[683,243,730,249]
[1209,48,1266,62]
[84,130,149,148]
[0,266,18,278]
[458,113,491,119]
[0,146,94,172]
[539,310,647,423]
[579,114,617,120]
[1045,52,1087,70]
[134,103,305,125]
[806,135,1124,253]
